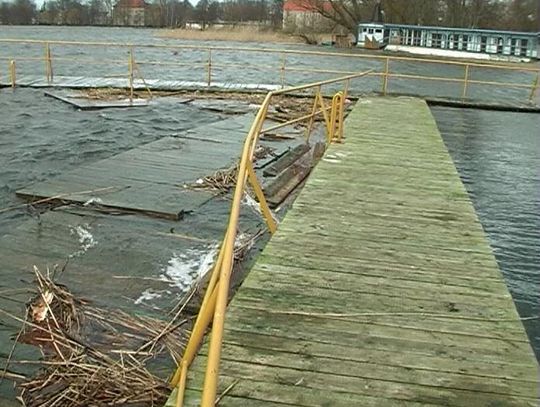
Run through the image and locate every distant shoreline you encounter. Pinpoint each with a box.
[157,27,305,44]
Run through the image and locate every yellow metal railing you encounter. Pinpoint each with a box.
[1,39,539,103]
[169,71,370,407]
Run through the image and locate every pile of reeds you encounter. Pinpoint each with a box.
[4,266,191,407]
[189,146,275,193]
[84,88,137,100]
[191,163,239,193]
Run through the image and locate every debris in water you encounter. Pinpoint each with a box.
[1,266,190,407]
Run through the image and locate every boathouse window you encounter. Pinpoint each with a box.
[480,36,487,52]
[510,38,517,55]
[448,34,453,49]
[413,30,421,46]
[520,39,528,56]
[431,33,443,48]
[462,35,469,51]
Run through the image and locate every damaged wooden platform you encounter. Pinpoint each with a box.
[44,90,150,109]
[16,114,254,220]
[0,75,281,92]
[176,97,539,406]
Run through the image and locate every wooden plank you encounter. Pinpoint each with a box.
[180,97,539,406]
[189,356,538,407]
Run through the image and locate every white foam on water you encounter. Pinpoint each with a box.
[323,158,341,163]
[69,224,98,258]
[242,193,262,216]
[134,288,162,304]
[160,244,219,291]
[83,197,103,206]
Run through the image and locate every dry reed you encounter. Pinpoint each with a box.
[3,266,189,407]
[157,27,302,44]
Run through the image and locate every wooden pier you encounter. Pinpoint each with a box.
[178,97,539,406]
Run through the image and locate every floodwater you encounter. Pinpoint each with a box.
[432,107,540,360]
[0,88,224,230]
[0,25,537,102]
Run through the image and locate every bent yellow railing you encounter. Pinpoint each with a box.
[170,71,371,407]
[1,39,539,103]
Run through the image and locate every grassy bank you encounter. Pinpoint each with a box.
[157,26,305,44]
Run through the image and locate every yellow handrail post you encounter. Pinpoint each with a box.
[44,42,53,84]
[340,80,350,140]
[128,47,134,104]
[199,99,270,407]
[305,85,321,142]
[382,57,389,95]
[462,64,470,100]
[529,72,539,103]
[170,240,227,387]
[132,57,153,100]
[246,163,277,234]
[9,60,16,88]
[316,92,332,143]
[175,360,189,407]
[330,92,344,143]
[280,52,286,88]
[207,49,212,87]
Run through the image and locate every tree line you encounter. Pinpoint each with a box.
[0,0,283,26]
[305,0,538,36]
[0,0,537,32]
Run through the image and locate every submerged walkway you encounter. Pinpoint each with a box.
[181,97,539,406]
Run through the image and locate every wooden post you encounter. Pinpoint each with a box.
[280,52,286,88]
[45,42,53,84]
[529,72,539,103]
[207,49,212,87]
[128,47,134,104]
[382,57,390,95]
[9,60,16,89]
[462,64,470,100]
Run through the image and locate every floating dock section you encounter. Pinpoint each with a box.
[179,97,539,406]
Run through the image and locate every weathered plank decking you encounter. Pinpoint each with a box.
[0,76,281,92]
[178,97,539,406]
[16,114,245,219]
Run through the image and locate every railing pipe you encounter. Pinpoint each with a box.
[199,94,272,406]
[1,38,538,74]
[170,237,228,388]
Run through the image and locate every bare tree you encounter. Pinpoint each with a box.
[294,0,377,38]
[0,0,36,24]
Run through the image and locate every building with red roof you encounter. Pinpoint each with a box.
[113,0,146,27]
[282,0,337,34]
